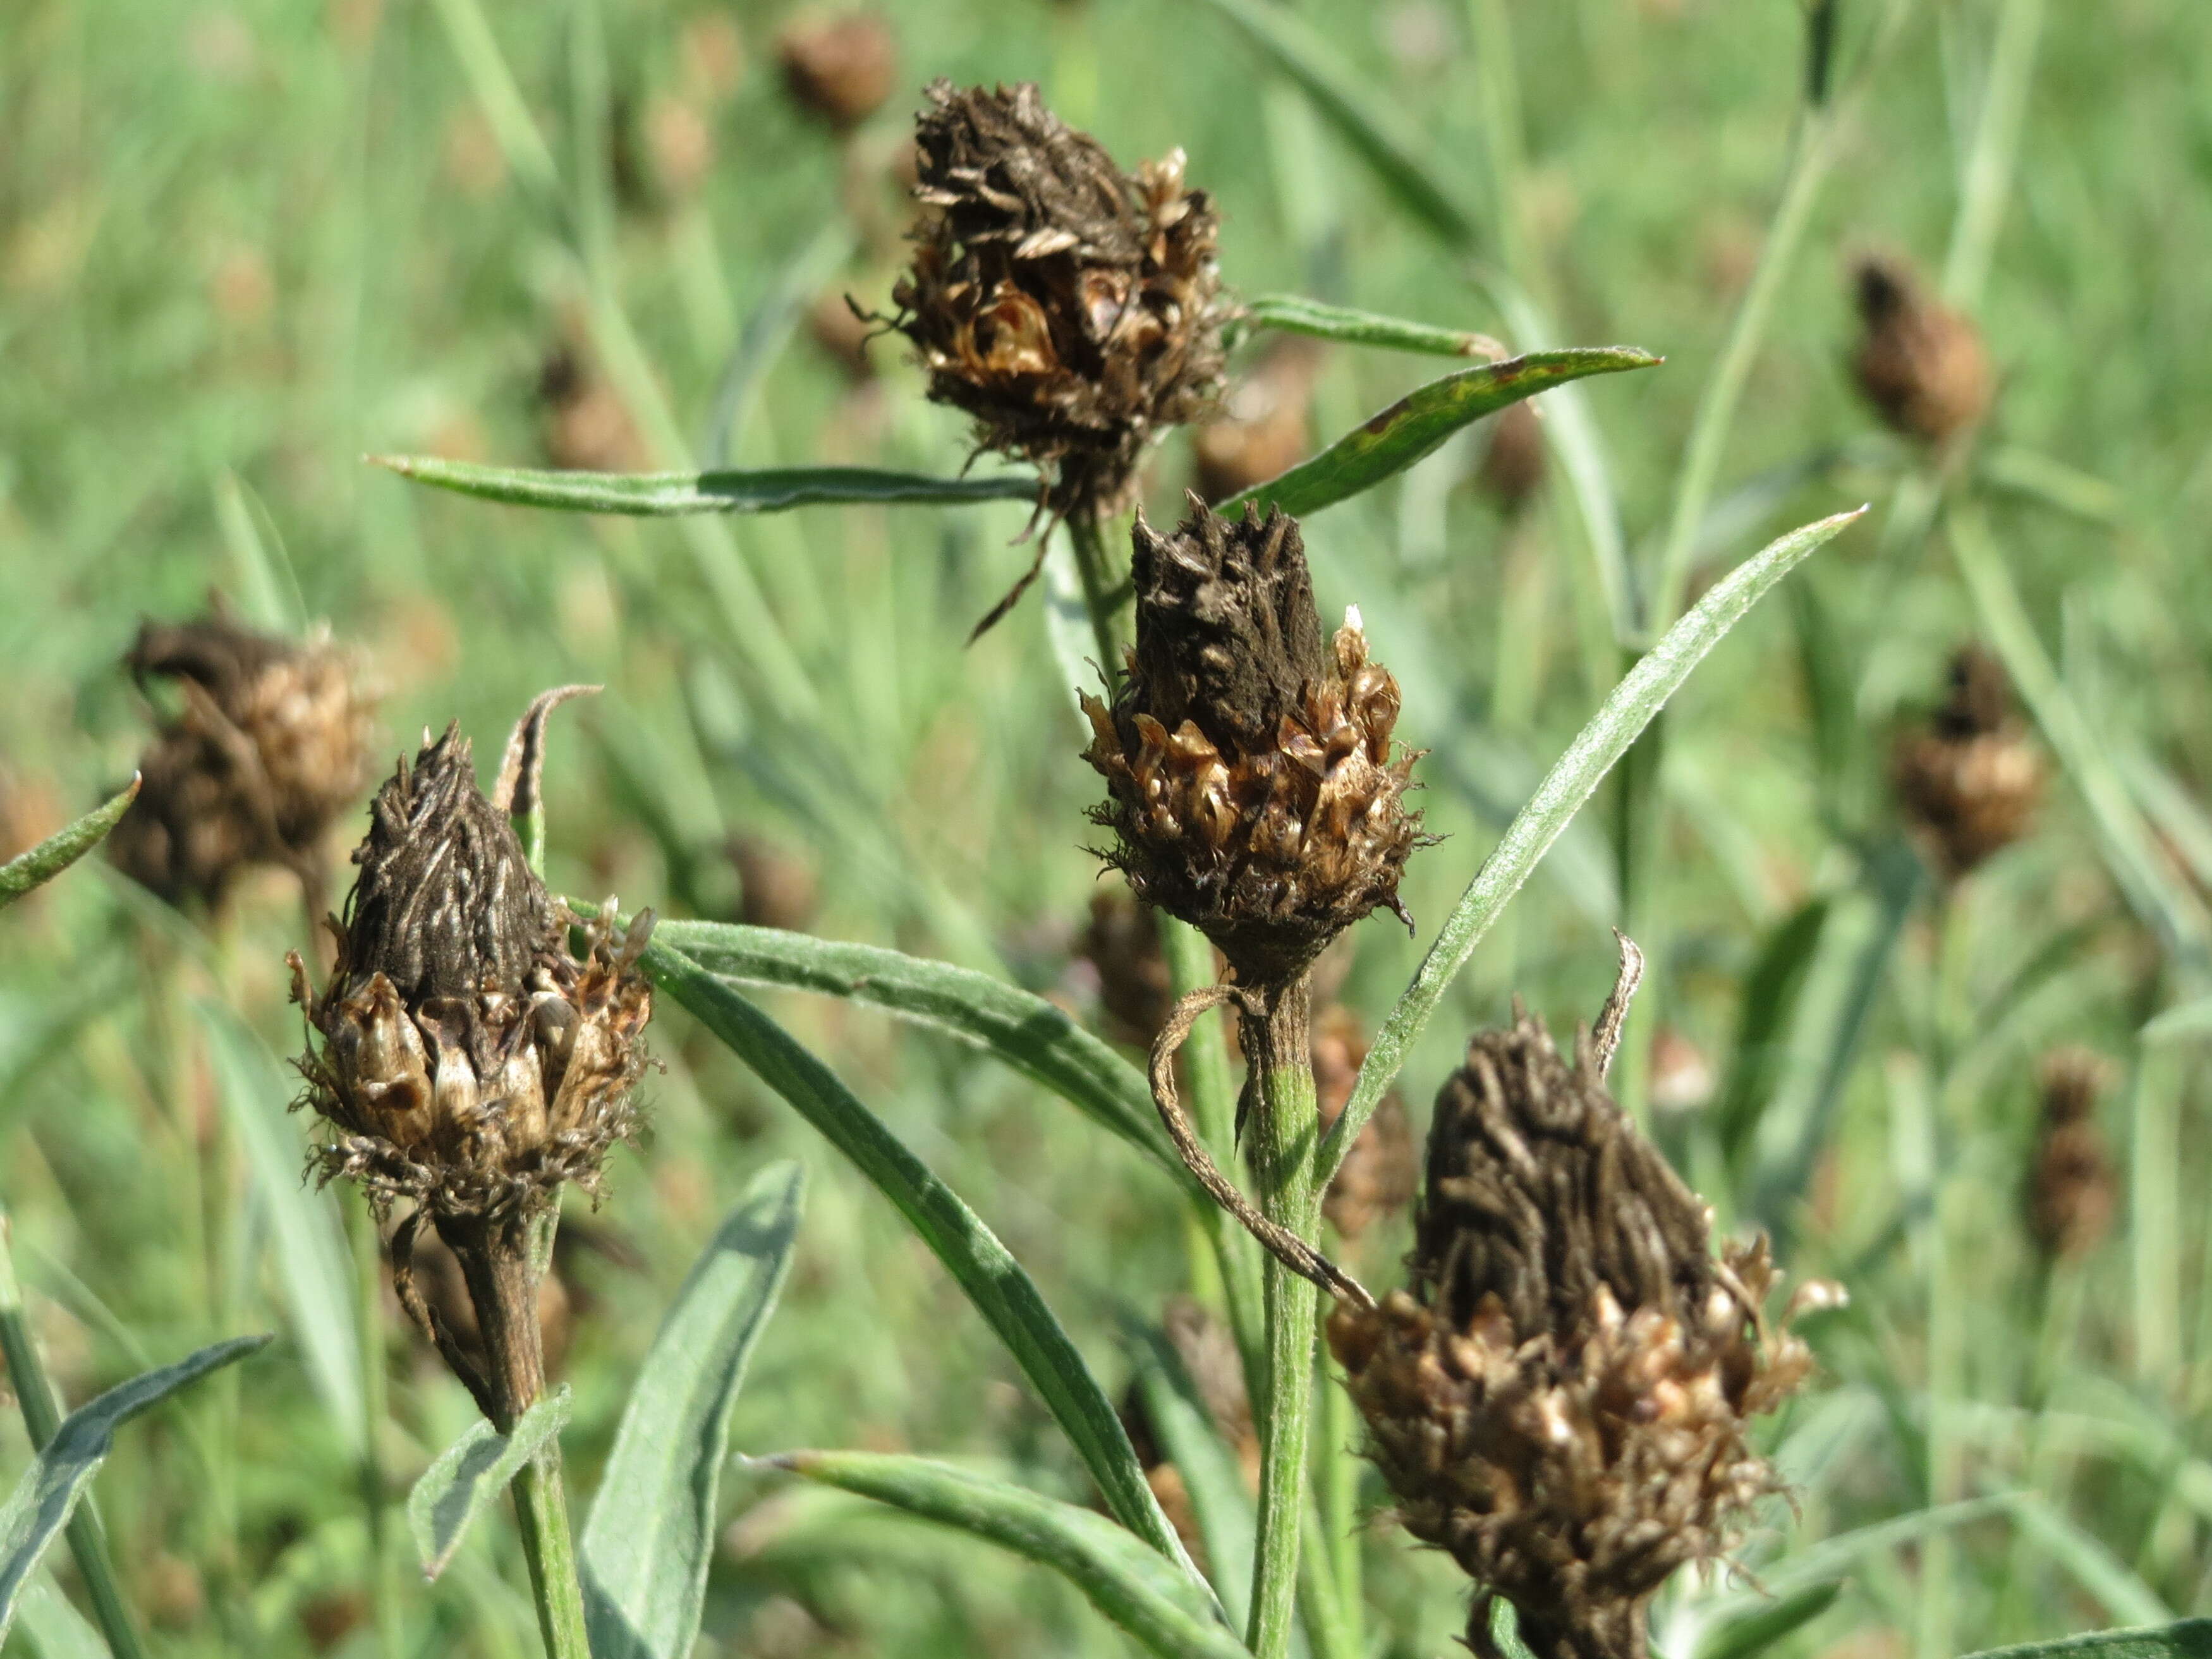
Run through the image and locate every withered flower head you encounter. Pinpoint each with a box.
[2026,1047,2116,1261]
[1850,253,1992,446]
[1328,1009,1837,1659]
[109,607,375,908]
[1083,499,1421,986]
[1476,398,1547,516]
[778,13,899,131]
[890,80,1225,518]
[288,724,653,1221]
[1892,644,2043,879]
[1078,884,1176,1049]
[1193,339,1320,505]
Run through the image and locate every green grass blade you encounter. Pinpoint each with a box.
[640,939,1208,1591]
[581,1162,805,1659]
[195,999,365,1454]
[1191,0,1476,250]
[652,920,1183,1184]
[1128,1328,1256,1632]
[0,1335,269,1640]
[1692,1582,1842,1659]
[703,222,857,466]
[2007,1491,2174,1628]
[12,1574,107,1659]
[1961,1625,2212,1659]
[1239,295,1502,359]
[211,469,305,635]
[369,455,1041,517]
[1217,348,1660,522]
[1713,896,1832,1179]
[406,1387,573,1581]
[0,780,139,911]
[1322,506,1865,1176]
[758,1451,1249,1659]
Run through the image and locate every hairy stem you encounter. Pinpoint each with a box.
[1066,513,1127,681]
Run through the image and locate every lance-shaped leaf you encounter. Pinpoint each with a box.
[639,940,1206,1594]
[1691,1582,1842,1659]
[0,780,139,911]
[408,1387,574,1580]
[369,455,1039,517]
[0,1335,269,1639]
[1218,348,1660,521]
[582,1162,805,1659]
[1959,1627,2212,1659]
[758,1452,1248,1659]
[1239,295,1503,360]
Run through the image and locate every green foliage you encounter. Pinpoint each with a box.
[0,781,138,912]
[370,456,1042,517]
[408,1388,573,1581]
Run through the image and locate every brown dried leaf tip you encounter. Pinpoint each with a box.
[110,605,375,908]
[890,81,1225,518]
[287,721,653,1222]
[1328,1007,1840,1659]
[1083,499,1423,987]
[1892,644,2044,880]
[2026,1047,2116,1261]
[1851,253,1992,447]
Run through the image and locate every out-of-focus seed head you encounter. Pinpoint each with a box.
[1892,644,2043,880]
[778,13,899,131]
[1475,398,1547,516]
[2026,1047,2116,1261]
[289,724,653,1220]
[538,343,647,474]
[109,607,375,908]
[1117,1296,1259,1569]
[1077,884,1176,1049]
[1314,1004,1417,1241]
[1193,339,1320,505]
[729,834,821,933]
[1327,1008,1836,1659]
[890,81,1225,519]
[1850,253,1992,446]
[1083,499,1422,987]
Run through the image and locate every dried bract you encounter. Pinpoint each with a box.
[1851,254,1991,446]
[778,13,899,131]
[891,81,1225,518]
[109,609,374,906]
[1328,1009,1835,1659]
[2026,1047,2116,1261]
[289,725,653,1221]
[1083,499,1421,986]
[1892,645,2043,879]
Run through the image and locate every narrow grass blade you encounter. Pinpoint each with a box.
[2142,1000,2212,1045]
[195,999,365,1453]
[0,1335,269,1639]
[1218,348,1659,522]
[407,1388,573,1581]
[640,939,1205,1589]
[759,1452,1248,1659]
[368,455,1038,517]
[652,920,1182,1183]
[703,222,857,466]
[1323,507,1864,1174]
[1192,0,1476,250]
[1128,1329,1256,1631]
[581,1163,805,1659]
[0,780,139,911]
[211,470,305,635]
[2007,1491,2173,1627]
[1692,1582,1842,1659]
[1713,897,1831,1178]
[1239,295,1501,359]
[1960,1626,2212,1659]
[12,1575,106,1659]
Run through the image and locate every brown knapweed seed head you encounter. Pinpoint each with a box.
[890,80,1225,518]
[1081,499,1422,986]
[1193,339,1320,505]
[1850,253,1991,446]
[778,13,899,131]
[1327,1009,1837,1659]
[288,725,653,1220]
[2027,1047,2116,1261]
[1892,645,2043,880]
[1476,398,1547,516]
[109,609,375,907]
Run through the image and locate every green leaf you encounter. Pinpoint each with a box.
[0,1335,269,1639]
[759,1451,1248,1659]
[1191,0,1477,250]
[1322,506,1866,1173]
[581,1162,805,1659]
[639,939,1205,1593]
[1218,348,1660,522]
[1692,1582,1841,1659]
[11,1574,107,1659]
[1239,295,1502,359]
[195,999,365,1454]
[2007,1490,2175,1629]
[406,1387,573,1581]
[0,780,140,911]
[651,920,1182,1185]
[1713,897,1831,1176]
[1127,1328,1256,1632]
[368,454,1038,517]
[1960,1625,2212,1659]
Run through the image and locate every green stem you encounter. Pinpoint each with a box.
[1241,980,1321,1659]
[1609,670,1666,1129]
[513,1452,590,1659]
[1066,514,1127,681]
[1942,0,2047,308]
[0,1209,154,1659]
[1315,1352,1364,1651]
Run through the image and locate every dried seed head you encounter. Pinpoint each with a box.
[729,836,821,933]
[2026,1047,2116,1261]
[288,722,653,1220]
[1315,1005,1417,1241]
[1083,499,1423,986]
[109,607,375,907]
[1078,885,1177,1049]
[778,13,899,131]
[1850,253,1992,446]
[1193,339,1320,504]
[1328,1008,1835,1659]
[890,81,1225,519]
[1475,398,1547,516]
[1892,645,2043,880]
[538,344,647,473]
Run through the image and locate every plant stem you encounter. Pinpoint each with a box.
[1066,514,1126,680]
[1942,0,2048,308]
[1241,979,1321,1659]
[511,1454,590,1659]
[0,1208,154,1659]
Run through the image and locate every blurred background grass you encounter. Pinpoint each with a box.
[4,0,2212,1654]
